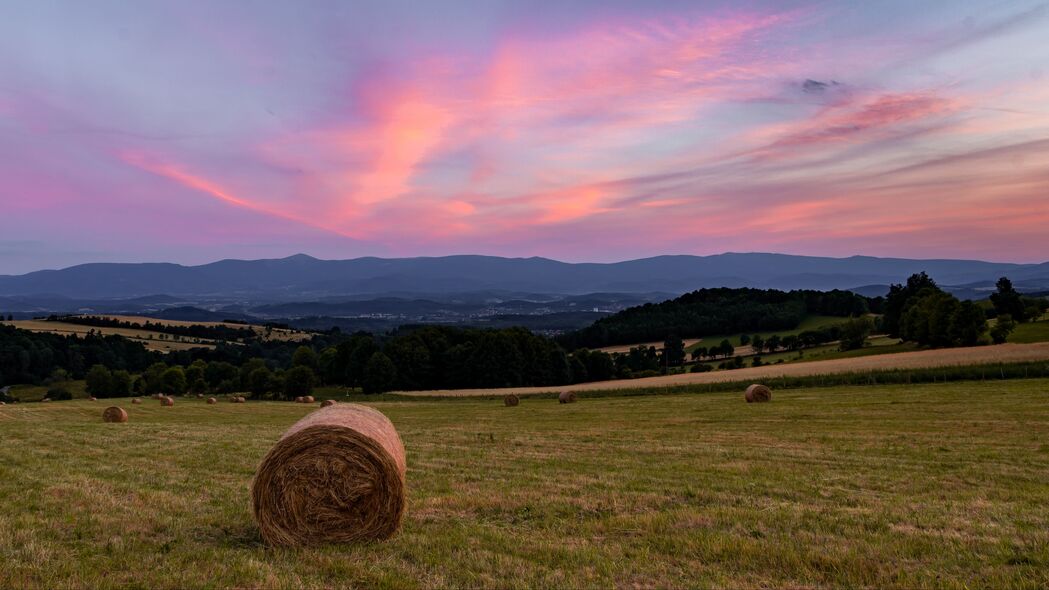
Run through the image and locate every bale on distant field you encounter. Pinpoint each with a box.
[42,398,51,403]
[745,384,772,403]
[197,393,204,399]
[207,397,217,405]
[102,406,128,423]
[152,393,162,400]
[321,399,336,408]
[236,396,247,403]
[161,396,174,407]
[89,397,97,402]
[0,401,6,406]
[303,395,315,404]
[558,391,576,404]
[294,396,304,404]
[131,398,141,405]
[252,403,406,547]
[504,394,520,407]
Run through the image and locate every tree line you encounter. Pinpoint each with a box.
[558,287,872,349]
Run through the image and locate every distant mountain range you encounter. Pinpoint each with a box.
[2,252,1048,301]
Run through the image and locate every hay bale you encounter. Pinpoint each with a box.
[294,396,304,404]
[303,395,315,404]
[321,399,336,408]
[237,396,247,404]
[745,384,772,403]
[504,394,520,407]
[0,401,6,406]
[132,398,141,404]
[42,398,51,403]
[252,403,406,547]
[207,397,218,405]
[89,396,98,402]
[161,396,175,407]
[558,391,576,404]
[197,393,204,399]
[102,406,128,423]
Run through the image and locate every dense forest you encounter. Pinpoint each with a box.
[558,287,873,349]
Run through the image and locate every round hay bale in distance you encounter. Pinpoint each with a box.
[102,406,128,423]
[237,396,247,403]
[89,396,97,402]
[252,403,406,547]
[131,398,141,404]
[558,391,577,404]
[294,396,304,404]
[504,394,520,407]
[161,396,174,407]
[207,397,218,405]
[321,399,336,408]
[745,384,772,403]
[303,395,315,404]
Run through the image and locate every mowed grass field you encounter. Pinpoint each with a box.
[2,380,1048,588]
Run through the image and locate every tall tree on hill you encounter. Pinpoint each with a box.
[883,272,939,337]
[663,335,685,366]
[990,277,1028,322]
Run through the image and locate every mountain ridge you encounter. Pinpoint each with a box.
[1,252,1047,300]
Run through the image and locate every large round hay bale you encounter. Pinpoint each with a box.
[252,403,406,547]
[161,396,174,407]
[504,394,520,407]
[207,397,218,405]
[132,398,141,405]
[0,401,6,406]
[303,395,315,404]
[321,399,336,408]
[294,396,304,404]
[745,384,772,403]
[558,391,576,404]
[102,406,128,423]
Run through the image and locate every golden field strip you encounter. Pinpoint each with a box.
[1,320,218,352]
[1,316,309,352]
[400,342,1049,397]
[91,315,311,342]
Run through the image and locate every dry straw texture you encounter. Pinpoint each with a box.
[102,406,128,423]
[558,391,577,404]
[504,394,520,407]
[321,399,336,408]
[252,404,407,547]
[161,396,174,407]
[745,384,772,403]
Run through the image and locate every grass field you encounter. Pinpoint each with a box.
[1009,318,1049,344]
[1,379,1048,588]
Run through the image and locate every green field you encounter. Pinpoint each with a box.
[1008,318,1049,344]
[2,380,1048,588]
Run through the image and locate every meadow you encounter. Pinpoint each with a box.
[2,379,1048,589]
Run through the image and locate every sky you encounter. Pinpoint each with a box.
[1,0,1048,274]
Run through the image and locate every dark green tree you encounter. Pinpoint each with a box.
[990,277,1028,322]
[85,364,113,397]
[362,352,397,394]
[283,366,316,399]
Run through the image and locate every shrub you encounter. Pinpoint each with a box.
[46,387,72,401]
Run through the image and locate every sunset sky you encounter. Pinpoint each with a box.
[2,0,1048,273]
